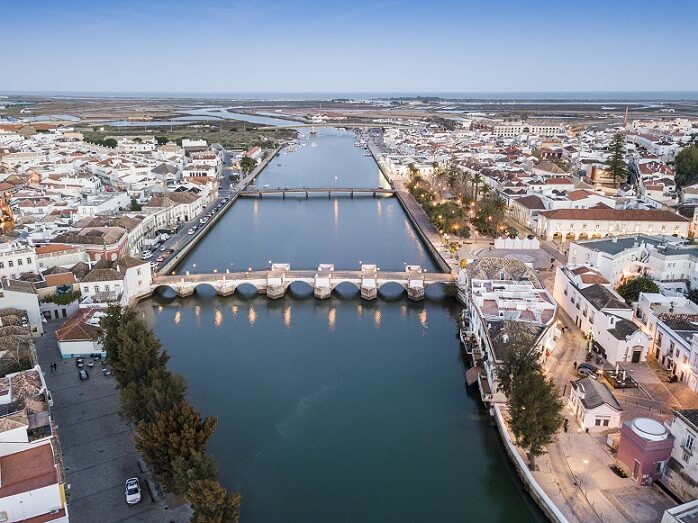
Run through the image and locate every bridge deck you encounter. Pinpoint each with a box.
[239,187,395,196]
[154,270,455,285]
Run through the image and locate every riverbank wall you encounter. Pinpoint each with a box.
[366,142,453,274]
[493,405,569,523]
[158,146,282,275]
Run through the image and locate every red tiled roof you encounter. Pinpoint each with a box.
[0,443,58,498]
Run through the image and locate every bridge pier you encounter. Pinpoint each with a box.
[328,190,331,199]
[361,286,378,300]
[350,191,354,199]
[305,191,308,199]
[282,191,286,200]
[267,285,286,299]
[314,264,334,299]
[407,286,425,301]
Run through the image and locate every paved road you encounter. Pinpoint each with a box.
[35,322,191,523]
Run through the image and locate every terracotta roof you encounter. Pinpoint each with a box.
[539,208,688,222]
[56,308,101,342]
[566,189,597,201]
[44,273,77,287]
[0,443,58,498]
[35,244,75,255]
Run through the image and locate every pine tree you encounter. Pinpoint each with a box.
[508,370,564,469]
[119,366,187,424]
[98,305,135,363]
[605,132,628,186]
[134,402,217,492]
[188,479,241,523]
[495,323,543,397]
[170,451,218,497]
[111,314,169,388]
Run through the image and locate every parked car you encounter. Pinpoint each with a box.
[156,256,165,263]
[165,249,174,255]
[577,367,598,379]
[125,478,141,504]
[187,228,195,235]
[578,362,598,373]
[75,357,85,368]
[78,369,89,381]
[159,245,168,251]
[141,250,154,260]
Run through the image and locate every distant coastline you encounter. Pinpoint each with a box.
[2,90,698,102]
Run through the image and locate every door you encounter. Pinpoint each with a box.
[632,460,640,481]
[632,350,642,364]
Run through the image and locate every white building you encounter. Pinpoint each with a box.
[553,266,650,364]
[55,307,105,358]
[75,192,130,218]
[537,208,689,242]
[465,258,557,405]
[569,376,623,431]
[636,293,698,390]
[0,240,38,280]
[0,280,43,336]
[79,256,152,307]
[666,410,698,501]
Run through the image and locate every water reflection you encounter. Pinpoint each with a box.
[419,308,428,330]
[214,308,223,328]
[283,305,292,329]
[174,310,181,325]
[248,304,257,326]
[328,307,336,330]
[373,309,381,328]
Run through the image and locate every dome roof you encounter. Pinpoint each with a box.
[631,418,668,442]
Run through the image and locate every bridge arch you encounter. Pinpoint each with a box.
[332,281,360,298]
[193,283,218,298]
[152,284,178,299]
[377,281,407,300]
[235,282,260,299]
[287,281,313,298]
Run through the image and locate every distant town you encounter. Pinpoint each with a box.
[2,93,698,523]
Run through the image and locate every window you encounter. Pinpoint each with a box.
[686,433,695,451]
[105,285,110,291]
[589,313,595,324]
[17,258,22,266]
[26,257,32,264]
[94,285,100,293]
[7,261,12,267]
[603,419,609,427]
[0,262,4,269]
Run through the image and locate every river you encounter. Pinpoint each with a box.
[139,121,544,522]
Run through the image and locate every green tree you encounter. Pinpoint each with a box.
[102,138,118,148]
[119,366,187,424]
[508,370,564,469]
[615,276,659,304]
[134,402,217,492]
[111,313,169,388]
[98,305,134,364]
[605,132,628,186]
[496,324,543,397]
[675,145,698,188]
[188,479,241,523]
[240,156,257,174]
[130,198,142,211]
[170,451,218,497]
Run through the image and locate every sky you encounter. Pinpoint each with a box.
[2,0,698,94]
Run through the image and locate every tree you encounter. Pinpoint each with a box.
[102,138,118,148]
[688,288,698,306]
[119,366,187,424]
[111,313,169,388]
[240,156,257,174]
[615,276,659,304]
[188,479,241,523]
[675,145,698,188]
[508,370,564,469]
[98,305,134,364]
[134,401,217,492]
[130,198,142,211]
[496,323,543,397]
[605,132,628,186]
[170,451,218,497]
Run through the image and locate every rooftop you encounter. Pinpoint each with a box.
[0,443,58,499]
[571,376,623,411]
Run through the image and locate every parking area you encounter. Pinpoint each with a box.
[35,320,191,523]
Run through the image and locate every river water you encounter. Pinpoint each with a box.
[140,122,544,522]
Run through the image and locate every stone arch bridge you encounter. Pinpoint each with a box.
[151,264,456,301]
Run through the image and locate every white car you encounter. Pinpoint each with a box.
[125,478,141,504]
[141,251,154,260]
[187,228,195,235]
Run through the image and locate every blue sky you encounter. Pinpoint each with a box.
[2,0,697,93]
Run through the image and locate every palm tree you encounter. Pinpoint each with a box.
[472,173,483,199]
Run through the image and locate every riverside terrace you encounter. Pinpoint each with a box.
[151,263,457,301]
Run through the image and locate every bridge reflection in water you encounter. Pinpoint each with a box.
[152,263,456,301]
